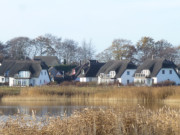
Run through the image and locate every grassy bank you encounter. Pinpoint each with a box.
[0,105,179,135]
[0,85,180,103]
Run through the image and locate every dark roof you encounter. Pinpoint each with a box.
[97,60,137,78]
[0,60,48,78]
[0,60,16,76]
[177,64,180,70]
[34,56,60,67]
[74,65,84,77]
[0,56,3,63]
[135,58,177,77]
[78,60,105,77]
[48,67,58,77]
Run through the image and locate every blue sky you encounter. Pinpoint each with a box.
[0,0,180,53]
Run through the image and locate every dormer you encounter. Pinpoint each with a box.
[141,69,150,77]
[81,69,85,75]
[109,71,116,78]
[18,71,31,78]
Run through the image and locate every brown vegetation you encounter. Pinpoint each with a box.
[0,85,179,103]
[0,105,179,135]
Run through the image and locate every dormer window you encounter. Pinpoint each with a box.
[141,70,150,77]
[82,70,85,75]
[127,71,130,75]
[19,71,31,78]
[109,71,116,78]
[100,73,104,78]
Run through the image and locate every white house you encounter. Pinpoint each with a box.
[0,60,50,86]
[78,60,105,83]
[134,58,180,86]
[97,60,137,85]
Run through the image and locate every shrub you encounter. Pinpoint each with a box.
[153,80,176,87]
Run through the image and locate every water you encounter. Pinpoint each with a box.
[0,101,179,117]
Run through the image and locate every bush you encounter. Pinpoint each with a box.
[153,80,176,87]
[60,81,98,87]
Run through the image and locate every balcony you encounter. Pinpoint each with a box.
[135,73,150,78]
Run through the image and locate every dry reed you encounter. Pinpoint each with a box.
[1,86,180,103]
[0,105,179,135]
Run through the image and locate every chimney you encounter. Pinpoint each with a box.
[152,55,154,60]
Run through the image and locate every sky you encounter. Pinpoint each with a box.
[0,0,180,53]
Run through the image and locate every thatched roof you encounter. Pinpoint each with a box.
[0,60,16,76]
[135,58,177,77]
[177,64,180,70]
[0,60,48,78]
[34,56,60,67]
[78,60,105,77]
[96,60,137,78]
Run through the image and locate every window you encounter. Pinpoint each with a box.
[127,80,130,84]
[41,71,43,75]
[127,71,130,75]
[162,70,165,74]
[152,79,154,84]
[22,80,27,86]
[169,70,172,74]
[45,71,46,75]
[1,78,4,82]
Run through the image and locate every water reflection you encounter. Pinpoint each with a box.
[0,101,179,117]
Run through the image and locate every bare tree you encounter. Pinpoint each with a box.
[96,38,136,62]
[79,40,96,64]
[5,37,32,60]
[136,37,155,63]
[61,39,79,64]
[96,48,113,62]
[136,37,177,63]
[32,36,51,56]
[154,40,176,60]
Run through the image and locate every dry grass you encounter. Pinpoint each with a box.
[1,86,180,103]
[0,105,179,135]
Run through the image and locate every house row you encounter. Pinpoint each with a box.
[0,60,50,86]
[76,58,180,86]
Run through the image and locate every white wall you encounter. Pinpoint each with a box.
[98,76,115,84]
[0,76,5,83]
[80,77,97,82]
[156,68,180,84]
[9,77,15,87]
[119,69,136,85]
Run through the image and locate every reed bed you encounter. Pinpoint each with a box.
[0,105,180,135]
[1,86,179,103]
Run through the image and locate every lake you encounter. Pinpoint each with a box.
[0,100,179,118]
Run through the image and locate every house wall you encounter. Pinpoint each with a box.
[9,77,15,87]
[0,76,5,83]
[31,69,50,86]
[156,68,180,84]
[80,77,97,82]
[118,69,136,85]
[98,76,115,84]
